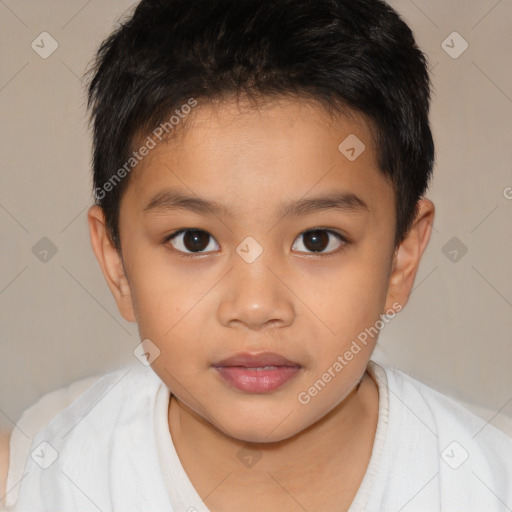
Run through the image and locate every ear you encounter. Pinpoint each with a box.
[87,205,136,323]
[384,198,435,311]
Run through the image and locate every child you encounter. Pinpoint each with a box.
[2,0,512,510]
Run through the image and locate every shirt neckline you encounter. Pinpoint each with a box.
[346,359,390,511]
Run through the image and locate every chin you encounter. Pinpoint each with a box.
[213,415,304,445]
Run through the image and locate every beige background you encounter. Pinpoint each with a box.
[1,0,511,435]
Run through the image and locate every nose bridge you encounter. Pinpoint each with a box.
[217,237,295,329]
[235,240,277,291]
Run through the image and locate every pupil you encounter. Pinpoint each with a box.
[304,230,328,252]
[184,230,209,252]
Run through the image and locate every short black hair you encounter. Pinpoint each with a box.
[86,0,435,254]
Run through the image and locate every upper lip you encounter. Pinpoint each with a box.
[213,352,301,368]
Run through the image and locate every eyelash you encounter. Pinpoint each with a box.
[163,228,349,259]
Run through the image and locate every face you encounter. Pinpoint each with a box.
[90,96,425,444]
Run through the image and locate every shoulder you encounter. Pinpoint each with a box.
[12,363,148,434]
[366,361,512,508]
[5,363,166,509]
[0,429,10,507]
[382,363,512,474]
[3,370,113,509]
[384,364,512,436]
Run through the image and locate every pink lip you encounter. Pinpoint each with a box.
[213,352,300,368]
[212,352,301,393]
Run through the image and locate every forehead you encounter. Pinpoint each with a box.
[123,96,393,218]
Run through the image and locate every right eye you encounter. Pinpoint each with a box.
[164,229,220,256]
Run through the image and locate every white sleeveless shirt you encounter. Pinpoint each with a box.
[4,360,512,511]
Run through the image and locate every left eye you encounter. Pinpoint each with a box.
[291,229,347,254]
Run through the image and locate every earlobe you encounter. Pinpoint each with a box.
[384,198,435,311]
[87,205,136,323]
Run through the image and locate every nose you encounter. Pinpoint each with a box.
[217,250,295,331]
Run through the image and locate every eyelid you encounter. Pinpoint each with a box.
[163,227,349,257]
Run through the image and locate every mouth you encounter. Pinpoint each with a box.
[212,352,302,393]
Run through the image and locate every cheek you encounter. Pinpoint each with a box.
[305,254,391,343]
[126,248,210,335]
[127,261,221,381]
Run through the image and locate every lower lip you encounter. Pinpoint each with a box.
[214,366,301,393]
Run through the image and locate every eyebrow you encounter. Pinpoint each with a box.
[143,188,369,217]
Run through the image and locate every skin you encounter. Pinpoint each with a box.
[88,95,434,511]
